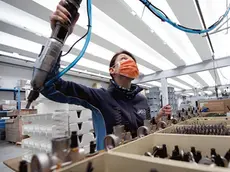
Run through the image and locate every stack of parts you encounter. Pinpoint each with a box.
[146,87,161,118]
[21,112,69,162]
[69,109,95,154]
[168,87,177,116]
[172,123,230,135]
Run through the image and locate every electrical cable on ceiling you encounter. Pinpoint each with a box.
[139,0,230,34]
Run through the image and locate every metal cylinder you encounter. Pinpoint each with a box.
[31,153,51,172]
[137,126,149,138]
[104,134,120,151]
[52,137,70,162]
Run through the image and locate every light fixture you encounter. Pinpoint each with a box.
[177,75,203,88]
[62,65,111,79]
[0,50,35,62]
[131,10,137,16]
[204,91,213,95]
[146,81,162,87]
[197,71,215,86]
[167,78,192,90]
[150,29,155,33]
[217,67,230,85]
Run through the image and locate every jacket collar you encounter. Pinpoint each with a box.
[107,80,143,100]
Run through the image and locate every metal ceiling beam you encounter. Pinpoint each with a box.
[134,56,230,83]
[175,84,230,94]
[209,69,221,86]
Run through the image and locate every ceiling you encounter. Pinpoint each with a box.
[0,0,229,95]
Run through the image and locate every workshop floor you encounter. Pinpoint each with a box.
[0,140,25,172]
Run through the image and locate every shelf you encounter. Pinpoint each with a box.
[0,88,25,92]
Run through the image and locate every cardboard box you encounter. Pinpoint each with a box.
[200,100,225,112]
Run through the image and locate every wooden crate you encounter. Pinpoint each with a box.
[58,151,229,172]
[109,133,230,172]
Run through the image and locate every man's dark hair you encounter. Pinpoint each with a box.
[109,50,136,68]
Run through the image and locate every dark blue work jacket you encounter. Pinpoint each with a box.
[41,57,150,137]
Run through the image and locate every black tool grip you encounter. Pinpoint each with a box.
[51,0,82,42]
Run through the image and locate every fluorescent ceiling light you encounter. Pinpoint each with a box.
[137,84,152,88]
[167,78,192,90]
[177,75,203,88]
[204,91,213,95]
[0,31,154,75]
[31,0,176,70]
[174,87,182,91]
[0,1,154,75]
[0,31,42,54]
[217,67,230,85]
[0,50,35,62]
[0,1,114,61]
[199,1,230,58]
[197,71,215,86]
[0,32,110,73]
[60,65,111,79]
[61,53,109,73]
[146,81,162,87]
[123,0,202,65]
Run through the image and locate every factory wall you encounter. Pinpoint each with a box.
[0,63,109,101]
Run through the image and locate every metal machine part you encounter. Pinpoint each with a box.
[104,125,134,150]
[31,136,85,172]
[137,126,149,138]
[31,153,52,172]
[52,137,71,162]
[156,121,167,130]
[113,125,124,139]
[104,134,120,151]
[171,118,178,124]
[26,0,82,108]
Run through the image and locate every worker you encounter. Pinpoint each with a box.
[41,0,172,136]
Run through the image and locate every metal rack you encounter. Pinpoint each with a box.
[0,87,25,111]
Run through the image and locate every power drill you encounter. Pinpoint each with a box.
[26,0,82,109]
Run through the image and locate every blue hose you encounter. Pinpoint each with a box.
[140,0,230,34]
[44,0,106,150]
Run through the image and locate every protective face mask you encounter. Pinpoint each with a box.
[115,59,139,79]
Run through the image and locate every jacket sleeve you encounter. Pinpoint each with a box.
[41,52,102,109]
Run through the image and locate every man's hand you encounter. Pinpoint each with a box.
[155,105,172,122]
[50,0,80,34]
